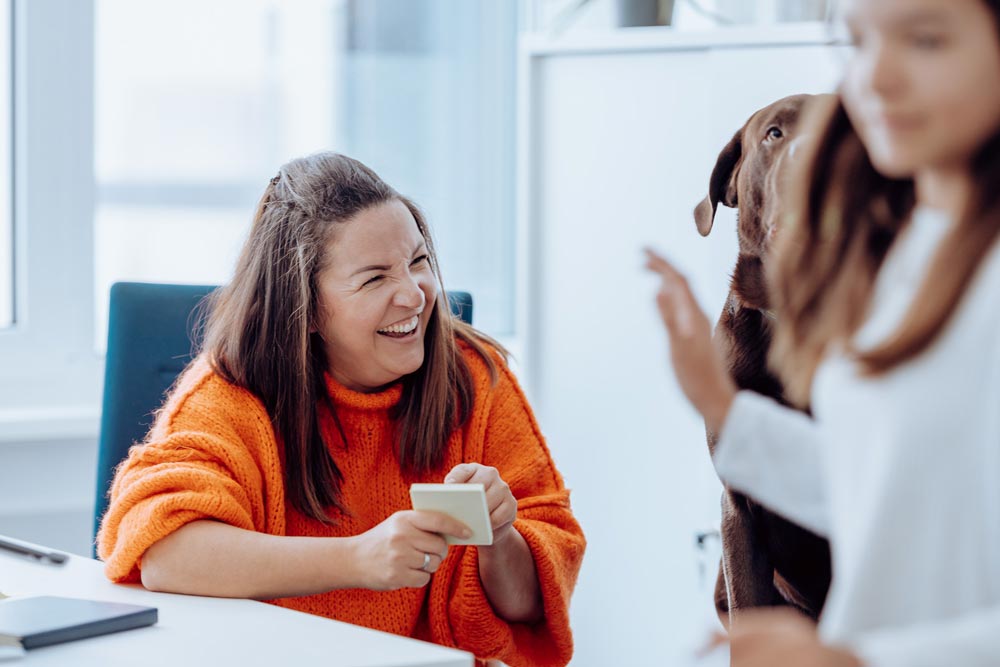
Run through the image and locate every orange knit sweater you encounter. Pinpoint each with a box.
[97,343,585,667]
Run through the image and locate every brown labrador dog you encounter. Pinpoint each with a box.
[695,93,832,627]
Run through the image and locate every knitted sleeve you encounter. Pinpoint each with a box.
[426,360,586,667]
[96,362,286,583]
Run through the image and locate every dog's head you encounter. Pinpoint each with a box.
[694,94,823,257]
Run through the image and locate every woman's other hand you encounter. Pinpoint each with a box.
[643,247,737,433]
[446,462,543,622]
[444,463,517,545]
[728,608,864,667]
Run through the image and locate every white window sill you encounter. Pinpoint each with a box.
[0,347,529,446]
[0,333,526,446]
[0,406,100,444]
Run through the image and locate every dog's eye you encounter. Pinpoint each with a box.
[765,126,784,142]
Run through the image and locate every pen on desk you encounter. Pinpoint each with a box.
[0,536,68,565]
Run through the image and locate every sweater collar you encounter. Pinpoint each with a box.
[323,372,403,411]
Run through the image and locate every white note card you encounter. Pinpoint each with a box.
[409,483,494,546]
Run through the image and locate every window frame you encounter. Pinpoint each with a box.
[0,0,10,329]
[0,0,100,442]
[0,0,527,442]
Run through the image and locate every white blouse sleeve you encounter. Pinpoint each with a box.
[711,390,829,536]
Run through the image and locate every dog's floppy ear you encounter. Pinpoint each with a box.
[694,129,743,237]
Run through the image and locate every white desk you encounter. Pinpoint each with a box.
[0,536,472,666]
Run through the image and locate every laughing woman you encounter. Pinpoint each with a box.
[647,0,1000,665]
[98,153,585,667]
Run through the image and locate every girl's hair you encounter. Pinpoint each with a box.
[199,152,503,522]
[769,69,1000,406]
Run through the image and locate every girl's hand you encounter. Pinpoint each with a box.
[350,510,470,591]
[444,463,517,546]
[643,247,737,433]
[728,608,864,667]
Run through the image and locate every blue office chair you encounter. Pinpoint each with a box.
[93,282,473,554]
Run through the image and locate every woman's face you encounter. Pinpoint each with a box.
[314,199,438,392]
[840,0,1000,178]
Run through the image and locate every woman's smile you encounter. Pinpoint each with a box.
[377,314,421,340]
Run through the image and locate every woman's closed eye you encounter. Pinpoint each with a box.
[361,256,427,287]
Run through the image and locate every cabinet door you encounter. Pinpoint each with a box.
[528,43,841,666]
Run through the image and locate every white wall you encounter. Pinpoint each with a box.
[0,437,97,556]
[520,28,844,665]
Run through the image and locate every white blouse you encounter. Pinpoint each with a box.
[713,207,1000,667]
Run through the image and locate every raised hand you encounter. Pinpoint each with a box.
[643,247,737,433]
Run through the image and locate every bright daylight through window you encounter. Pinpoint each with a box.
[94,0,516,349]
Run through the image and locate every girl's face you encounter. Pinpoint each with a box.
[840,0,1000,179]
[314,200,438,392]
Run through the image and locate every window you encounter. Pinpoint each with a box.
[95,0,517,347]
[0,0,99,432]
[0,0,516,439]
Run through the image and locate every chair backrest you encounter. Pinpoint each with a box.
[93,282,473,553]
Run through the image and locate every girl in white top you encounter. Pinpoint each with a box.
[645,0,1000,665]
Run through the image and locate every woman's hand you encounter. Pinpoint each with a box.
[350,510,471,591]
[725,608,864,667]
[444,463,517,545]
[643,247,737,433]
[446,462,543,622]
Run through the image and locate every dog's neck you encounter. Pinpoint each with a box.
[729,254,775,318]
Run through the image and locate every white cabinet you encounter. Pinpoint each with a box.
[518,27,842,665]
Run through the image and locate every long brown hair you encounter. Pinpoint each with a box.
[770,24,1000,406]
[200,152,503,523]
